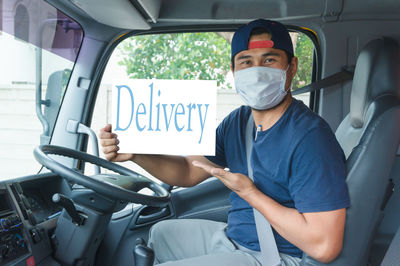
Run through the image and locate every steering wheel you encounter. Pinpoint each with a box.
[33,145,170,207]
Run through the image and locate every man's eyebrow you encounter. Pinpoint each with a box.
[236,52,282,61]
[236,55,252,60]
[261,52,281,57]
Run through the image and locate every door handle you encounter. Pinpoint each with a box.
[136,206,170,225]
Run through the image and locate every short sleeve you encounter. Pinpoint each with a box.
[289,125,350,213]
[205,119,228,168]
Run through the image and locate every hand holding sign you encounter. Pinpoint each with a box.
[99,124,135,162]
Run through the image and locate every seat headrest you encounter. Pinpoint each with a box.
[350,38,400,128]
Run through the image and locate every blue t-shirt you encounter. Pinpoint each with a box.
[206,99,350,258]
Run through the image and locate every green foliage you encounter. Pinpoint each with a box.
[118,32,314,91]
[293,33,314,89]
[118,32,232,89]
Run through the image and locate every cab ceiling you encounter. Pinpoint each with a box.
[67,0,400,30]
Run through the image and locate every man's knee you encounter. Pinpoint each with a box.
[148,220,182,264]
[148,220,175,246]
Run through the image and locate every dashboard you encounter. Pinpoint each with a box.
[0,190,28,265]
[0,174,64,266]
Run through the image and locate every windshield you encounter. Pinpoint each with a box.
[0,0,83,180]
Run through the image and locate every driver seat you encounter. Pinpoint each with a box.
[301,37,400,265]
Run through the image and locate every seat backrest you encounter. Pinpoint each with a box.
[381,223,400,266]
[301,38,400,266]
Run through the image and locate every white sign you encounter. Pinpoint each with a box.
[112,79,216,155]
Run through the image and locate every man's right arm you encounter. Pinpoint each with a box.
[132,154,216,187]
[98,124,216,187]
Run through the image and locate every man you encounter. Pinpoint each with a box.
[99,19,350,266]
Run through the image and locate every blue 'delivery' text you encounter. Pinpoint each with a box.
[114,83,209,144]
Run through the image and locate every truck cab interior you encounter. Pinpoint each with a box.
[1,0,400,265]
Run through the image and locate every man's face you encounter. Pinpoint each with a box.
[233,33,298,90]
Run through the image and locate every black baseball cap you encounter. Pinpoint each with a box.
[231,19,294,62]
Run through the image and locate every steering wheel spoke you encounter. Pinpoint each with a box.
[34,145,170,207]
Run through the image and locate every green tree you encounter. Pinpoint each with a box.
[118,32,232,89]
[293,33,314,89]
[118,31,314,91]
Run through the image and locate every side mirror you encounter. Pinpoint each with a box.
[36,70,66,145]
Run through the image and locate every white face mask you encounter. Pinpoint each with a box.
[234,66,290,110]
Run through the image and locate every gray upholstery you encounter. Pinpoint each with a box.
[350,38,400,129]
[301,38,400,266]
[370,155,400,264]
[337,38,400,158]
[381,224,400,266]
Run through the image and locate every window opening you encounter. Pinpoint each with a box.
[88,30,315,179]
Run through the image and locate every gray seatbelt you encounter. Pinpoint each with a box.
[292,68,353,96]
[246,114,282,266]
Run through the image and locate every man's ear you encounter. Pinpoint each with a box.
[289,56,298,79]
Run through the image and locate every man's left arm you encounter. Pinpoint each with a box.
[245,185,346,263]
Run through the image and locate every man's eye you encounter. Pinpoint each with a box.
[240,60,251,65]
[265,58,275,63]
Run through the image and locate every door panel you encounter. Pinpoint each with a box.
[172,177,231,222]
